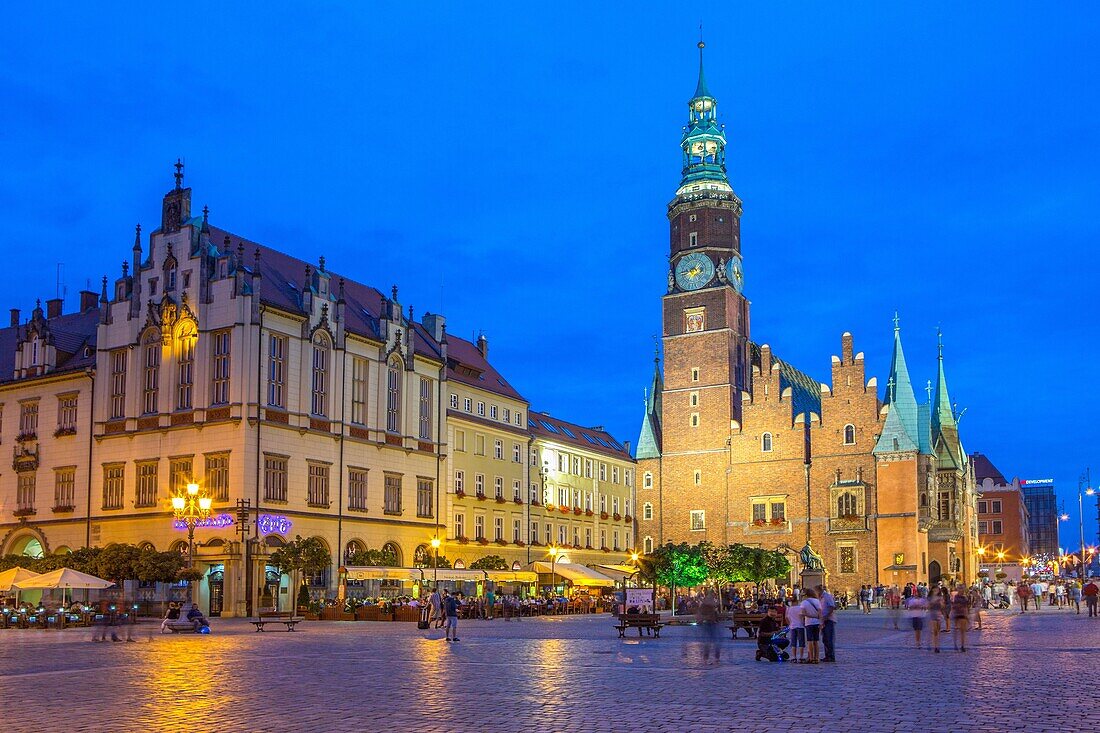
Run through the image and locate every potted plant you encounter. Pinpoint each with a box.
[495,538,508,546]
[624,514,632,523]
[573,508,582,516]
[457,536,469,544]
[770,517,784,525]
[514,497,523,505]
[600,511,609,520]
[476,492,486,501]
[455,489,466,499]
[559,505,571,515]
[601,546,611,553]
[585,509,594,517]
[753,518,766,526]
[613,513,622,521]
[514,540,526,547]
[477,537,490,545]
[496,496,507,504]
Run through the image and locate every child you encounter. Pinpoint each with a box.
[785,598,805,663]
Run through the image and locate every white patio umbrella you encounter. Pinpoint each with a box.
[0,567,42,608]
[12,568,114,608]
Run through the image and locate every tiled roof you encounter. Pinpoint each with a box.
[528,410,633,461]
[971,452,1007,485]
[207,225,523,402]
[749,342,822,419]
[0,307,99,386]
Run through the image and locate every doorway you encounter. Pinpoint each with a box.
[207,565,225,617]
[928,560,942,585]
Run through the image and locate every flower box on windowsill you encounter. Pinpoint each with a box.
[600,512,609,520]
[514,540,526,547]
[457,536,469,544]
[573,508,582,516]
[15,432,36,443]
[476,493,487,501]
[495,497,507,504]
[477,538,489,545]
[770,518,785,526]
[12,507,36,518]
[54,427,77,438]
[753,519,767,526]
[530,540,542,547]
[455,490,466,499]
[531,499,542,507]
[495,539,508,546]
[585,509,594,517]
[600,546,611,553]
[559,506,571,515]
[573,543,583,550]
[839,513,860,521]
[52,505,76,513]
[624,515,633,523]
[514,498,523,505]
[585,544,593,550]
[613,513,622,521]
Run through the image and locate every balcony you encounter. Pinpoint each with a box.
[828,516,870,533]
[12,444,39,472]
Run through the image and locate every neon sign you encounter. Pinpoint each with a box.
[173,514,234,530]
[258,514,292,535]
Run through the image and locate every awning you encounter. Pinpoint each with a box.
[527,561,615,587]
[485,570,538,583]
[883,564,918,571]
[342,566,423,582]
[0,567,41,592]
[12,568,113,590]
[591,564,640,582]
[424,569,487,582]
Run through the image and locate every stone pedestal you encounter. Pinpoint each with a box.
[800,569,826,592]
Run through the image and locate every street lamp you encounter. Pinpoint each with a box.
[1078,470,1094,579]
[172,481,212,599]
[548,545,560,598]
[430,536,441,588]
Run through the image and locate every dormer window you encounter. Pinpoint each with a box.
[30,338,39,366]
[149,278,158,296]
[167,267,177,291]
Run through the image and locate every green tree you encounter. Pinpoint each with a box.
[270,536,331,608]
[136,549,187,584]
[95,544,144,584]
[469,555,508,571]
[346,547,398,567]
[648,542,708,589]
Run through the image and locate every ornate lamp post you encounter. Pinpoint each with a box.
[430,536,442,588]
[548,545,560,599]
[172,481,212,598]
[1078,471,1094,579]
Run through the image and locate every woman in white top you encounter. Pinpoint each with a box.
[799,588,823,664]
[785,601,806,663]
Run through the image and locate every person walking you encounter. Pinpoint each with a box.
[950,585,971,652]
[1017,581,1032,613]
[786,594,806,663]
[428,587,443,628]
[905,588,929,650]
[927,587,945,653]
[1069,580,1083,614]
[1083,579,1099,617]
[1031,579,1044,610]
[799,588,823,665]
[817,584,837,663]
[443,590,461,642]
[696,589,721,663]
[968,585,984,631]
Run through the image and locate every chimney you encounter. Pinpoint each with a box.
[46,298,63,319]
[422,312,446,342]
[476,332,488,359]
[9,308,19,327]
[79,291,98,312]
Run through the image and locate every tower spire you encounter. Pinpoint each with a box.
[875,315,921,455]
[931,329,964,468]
[677,37,729,195]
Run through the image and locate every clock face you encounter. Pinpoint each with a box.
[674,253,715,291]
[726,256,744,294]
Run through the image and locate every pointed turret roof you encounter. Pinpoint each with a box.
[879,314,920,443]
[636,353,663,459]
[693,40,713,100]
[931,331,965,469]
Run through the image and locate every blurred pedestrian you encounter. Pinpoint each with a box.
[696,589,721,663]
[951,585,971,652]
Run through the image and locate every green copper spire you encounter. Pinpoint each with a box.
[875,314,922,454]
[931,329,965,469]
[636,349,663,459]
[677,37,730,194]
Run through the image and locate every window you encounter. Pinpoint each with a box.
[530,483,539,503]
[545,523,552,545]
[417,478,433,518]
[613,530,620,551]
[489,405,498,419]
[691,368,700,382]
[16,472,36,511]
[690,412,700,427]
[18,400,39,438]
[454,470,465,493]
[843,424,856,445]
[267,334,287,407]
[761,433,773,452]
[307,463,330,507]
[475,434,485,455]
[455,513,466,540]
[503,408,511,423]
[494,516,503,541]
[311,334,329,416]
[449,393,459,409]
[613,466,620,484]
[643,472,653,489]
[454,430,465,452]
[771,502,786,522]
[131,461,157,508]
[176,327,195,410]
[559,525,568,546]
[263,455,288,502]
[626,469,633,488]
[513,518,521,543]
[643,502,653,520]
[54,467,75,509]
[110,349,127,418]
[513,479,521,501]
[938,492,951,519]
[211,330,231,405]
[644,536,654,554]
[977,500,988,514]
[572,456,580,475]
[348,468,368,511]
[167,266,177,291]
[689,231,698,247]
[512,443,521,462]
[515,411,523,425]
[418,378,432,440]
[386,358,402,432]
[600,494,607,512]
[476,401,485,416]
[573,527,580,547]
[978,520,988,534]
[690,510,705,531]
[558,453,568,472]
[475,474,485,497]
[463,397,472,412]
[837,492,859,517]
[597,463,605,481]
[530,521,539,543]
[494,476,503,499]
[494,440,503,460]
[991,520,1003,535]
[384,474,402,514]
[585,527,592,548]
[752,502,767,523]
[694,470,702,486]
[53,394,77,434]
[690,392,699,407]
[839,546,856,574]
[102,464,125,509]
[475,515,486,541]
[141,337,160,414]
[613,497,620,514]
[559,487,569,507]
[991,500,1002,514]
[351,358,368,425]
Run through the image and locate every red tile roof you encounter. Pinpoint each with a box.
[528,410,633,461]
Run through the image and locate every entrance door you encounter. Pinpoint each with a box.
[207,567,224,617]
[928,560,942,585]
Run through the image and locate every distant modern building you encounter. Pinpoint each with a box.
[1019,478,1059,558]
[970,452,1029,566]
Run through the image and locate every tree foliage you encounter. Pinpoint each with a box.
[0,544,190,583]
[647,542,709,588]
[469,555,508,571]
[345,547,399,567]
[642,542,791,588]
[269,535,332,577]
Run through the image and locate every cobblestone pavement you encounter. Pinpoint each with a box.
[0,607,1097,732]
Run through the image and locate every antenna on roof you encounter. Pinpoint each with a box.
[55,263,66,301]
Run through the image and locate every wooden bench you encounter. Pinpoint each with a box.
[614,613,665,638]
[250,611,303,632]
[728,613,767,639]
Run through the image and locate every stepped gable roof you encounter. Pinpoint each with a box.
[749,341,822,419]
[971,452,1007,485]
[208,226,522,401]
[0,307,99,385]
[528,410,633,462]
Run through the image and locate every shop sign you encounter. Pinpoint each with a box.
[258,514,293,535]
[172,514,234,530]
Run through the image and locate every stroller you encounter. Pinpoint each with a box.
[755,626,791,662]
[987,594,1011,610]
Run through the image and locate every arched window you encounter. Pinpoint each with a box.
[643,536,654,554]
[413,544,432,568]
[386,357,402,433]
[843,424,856,445]
[837,492,859,517]
[344,540,364,563]
[920,493,928,508]
[142,332,160,414]
[761,432,773,452]
[381,541,402,566]
[311,333,329,416]
[642,502,653,521]
[643,472,653,489]
[176,325,195,410]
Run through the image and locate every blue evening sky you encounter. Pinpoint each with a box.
[3,4,1098,549]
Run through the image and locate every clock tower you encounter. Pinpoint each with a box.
[637,39,751,549]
